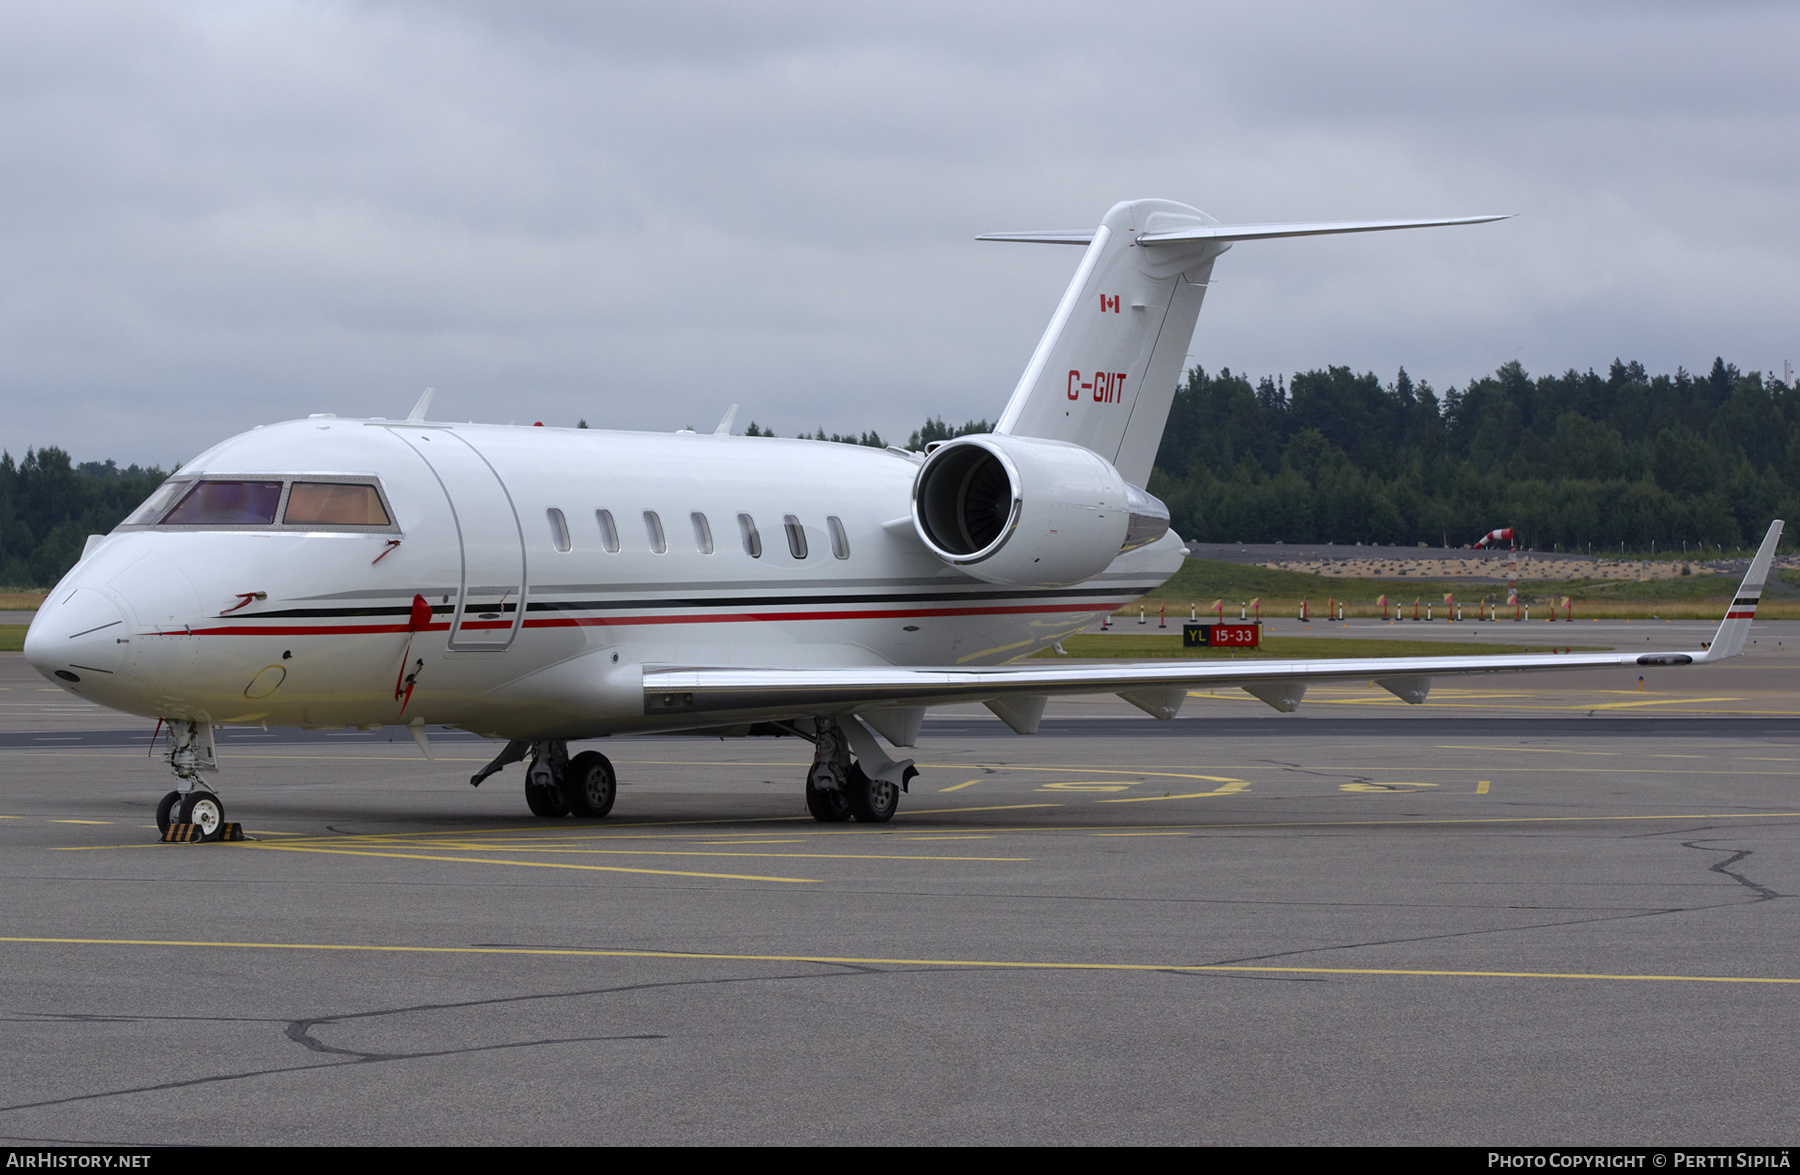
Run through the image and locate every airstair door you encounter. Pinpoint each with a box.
[392,429,526,651]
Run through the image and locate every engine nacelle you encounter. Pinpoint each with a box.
[910,434,1170,586]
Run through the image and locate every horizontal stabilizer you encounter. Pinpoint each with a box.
[975,231,1094,245]
[1134,214,1511,245]
[978,215,1511,249]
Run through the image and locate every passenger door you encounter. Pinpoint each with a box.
[391,429,525,651]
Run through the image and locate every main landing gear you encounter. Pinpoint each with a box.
[801,717,911,824]
[467,719,912,824]
[471,739,616,819]
[154,720,241,843]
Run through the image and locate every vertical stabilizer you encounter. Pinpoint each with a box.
[991,199,1224,486]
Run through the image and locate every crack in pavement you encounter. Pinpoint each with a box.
[1194,902,1706,969]
[1197,829,1788,970]
[1682,839,1785,901]
[284,967,856,1059]
[0,964,864,1117]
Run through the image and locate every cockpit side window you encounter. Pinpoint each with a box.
[162,481,284,526]
[285,482,391,526]
[120,479,191,526]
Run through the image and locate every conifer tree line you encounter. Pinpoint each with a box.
[2,358,1790,587]
[742,417,992,451]
[1149,359,1797,553]
[0,451,169,587]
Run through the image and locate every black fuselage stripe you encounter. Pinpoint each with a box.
[246,586,1158,619]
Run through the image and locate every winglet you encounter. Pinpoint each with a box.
[714,403,739,436]
[1697,521,1784,662]
[407,387,435,423]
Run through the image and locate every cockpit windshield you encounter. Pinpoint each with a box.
[115,475,399,533]
[161,481,284,526]
[284,482,390,526]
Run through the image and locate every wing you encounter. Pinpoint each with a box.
[643,522,1783,730]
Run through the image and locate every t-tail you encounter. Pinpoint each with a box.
[984,200,1510,485]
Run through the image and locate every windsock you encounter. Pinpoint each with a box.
[1474,527,1514,549]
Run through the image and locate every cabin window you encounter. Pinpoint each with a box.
[285,482,390,526]
[644,510,667,554]
[596,509,620,553]
[827,515,850,560]
[738,513,762,558]
[783,514,808,559]
[691,512,714,554]
[546,508,571,552]
[162,481,284,526]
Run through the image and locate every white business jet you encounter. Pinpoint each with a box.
[22,199,1784,839]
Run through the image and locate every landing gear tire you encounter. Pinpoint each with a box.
[524,780,569,818]
[155,791,182,836]
[178,791,226,842]
[565,751,616,818]
[845,762,900,824]
[805,778,852,823]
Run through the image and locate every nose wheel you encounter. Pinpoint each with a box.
[156,791,182,836]
[180,792,226,839]
[158,788,233,842]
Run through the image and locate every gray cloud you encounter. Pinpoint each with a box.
[2,1,1796,467]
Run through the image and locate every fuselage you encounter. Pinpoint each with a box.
[25,418,1184,739]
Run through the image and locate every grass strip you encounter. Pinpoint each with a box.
[1126,560,1800,620]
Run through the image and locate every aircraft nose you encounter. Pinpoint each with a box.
[24,587,129,687]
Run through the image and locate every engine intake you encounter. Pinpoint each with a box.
[911,434,1169,586]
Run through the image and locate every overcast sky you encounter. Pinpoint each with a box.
[2,1,1795,469]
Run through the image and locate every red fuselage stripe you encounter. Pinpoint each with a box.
[159,600,1128,638]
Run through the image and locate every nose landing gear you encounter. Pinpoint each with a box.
[155,720,242,843]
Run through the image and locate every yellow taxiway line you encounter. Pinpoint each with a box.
[247,842,820,883]
[1,935,1795,986]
